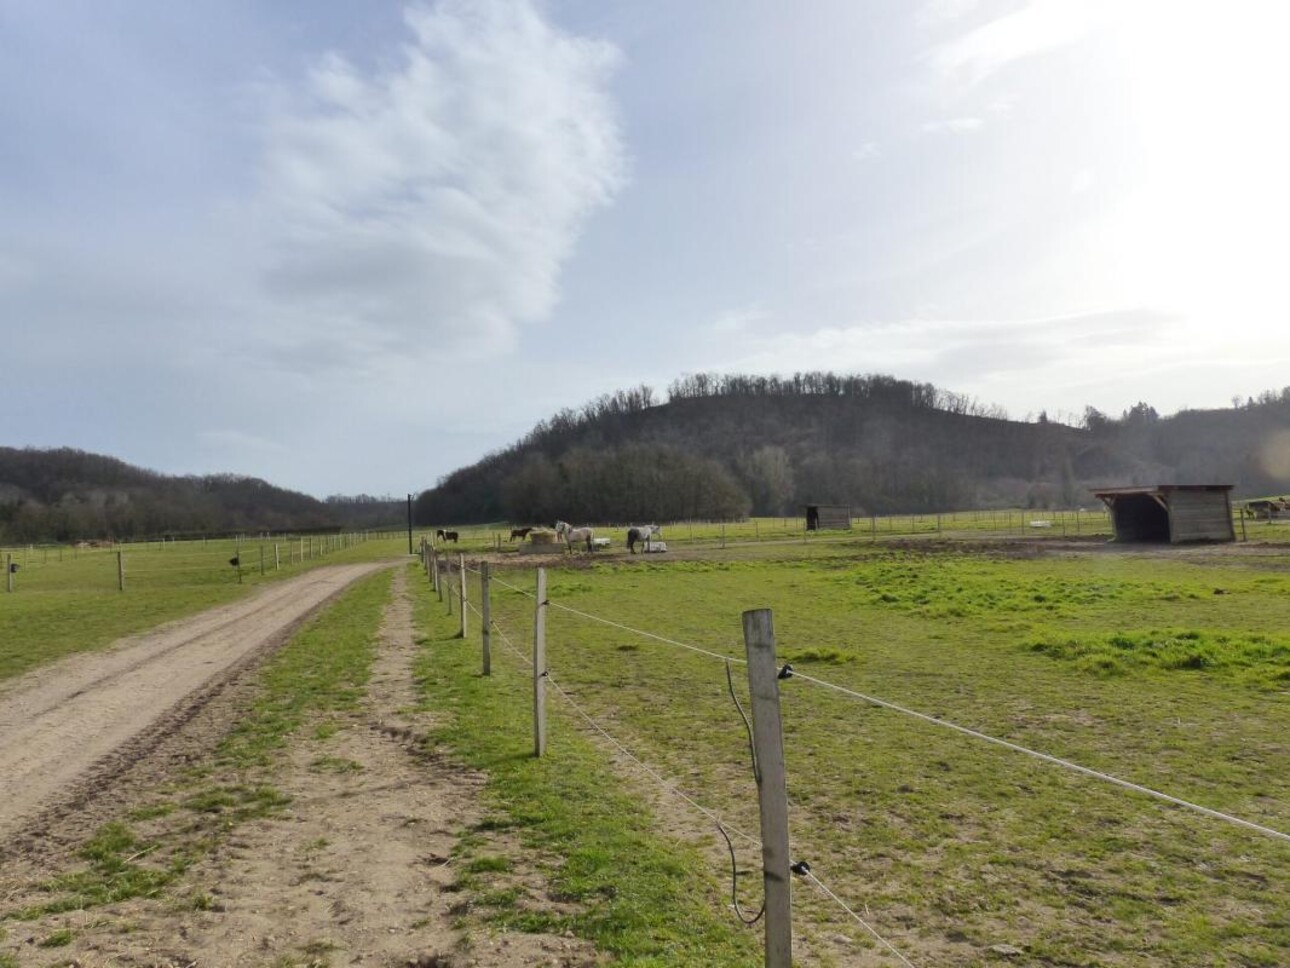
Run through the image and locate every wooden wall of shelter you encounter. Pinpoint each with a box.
[1093,485,1234,544]
[805,505,851,531]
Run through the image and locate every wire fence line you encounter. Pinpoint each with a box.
[799,868,917,968]
[4,529,396,594]
[438,555,1290,846]
[427,549,916,957]
[423,552,1287,965]
[477,590,917,966]
[786,669,1290,845]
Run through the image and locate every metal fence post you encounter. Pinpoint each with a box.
[458,553,467,639]
[742,608,792,968]
[481,562,492,676]
[534,567,547,757]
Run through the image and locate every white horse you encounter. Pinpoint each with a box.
[554,520,595,553]
[626,524,660,554]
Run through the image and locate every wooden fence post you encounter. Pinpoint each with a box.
[458,553,468,638]
[275,544,280,570]
[434,547,442,600]
[117,551,125,592]
[742,608,792,968]
[481,562,492,676]
[446,559,453,615]
[260,545,265,576]
[5,553,13,593]
[533,568,547,757]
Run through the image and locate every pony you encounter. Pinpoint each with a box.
[554,520,594,553]
[626,524,660,554]
[436,529,459,543]
[509,527,533,542]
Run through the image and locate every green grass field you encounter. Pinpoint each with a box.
[0,530,419,682]
[426,539,1290,966]
[6,520,1290,965]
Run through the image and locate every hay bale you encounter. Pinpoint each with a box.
[528,529,559,545]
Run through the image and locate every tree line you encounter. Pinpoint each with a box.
[415,372,1290,526]
[0,447,403,544]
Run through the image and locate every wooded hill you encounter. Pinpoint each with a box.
[414,373,1290,525]
[0,447,402,544]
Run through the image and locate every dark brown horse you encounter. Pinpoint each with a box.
[509,527,533,542]
[435,529,459,543]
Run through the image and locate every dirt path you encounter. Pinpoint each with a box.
[1,566,599,967]
[0,562,390,844]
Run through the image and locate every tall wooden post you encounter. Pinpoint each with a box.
[5,553,13,593]
[480,562,492,676]
[275,544,280,570]
[434,547,442,600]
[117,551,125,592]
[533,568,547,757]
[742,608,792,968]
[458,553,468,638]
[259,545,265,576]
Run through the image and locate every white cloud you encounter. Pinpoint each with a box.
[247,1,625,371]
[930,0,1114,83]
[708,306,767,336]
[851,141,880,162]
[921,117,984,134]
[704,307,1180,415]
[917,0,983,29]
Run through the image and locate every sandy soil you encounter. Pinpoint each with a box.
[1,566,599,967]
[0,563,392,845]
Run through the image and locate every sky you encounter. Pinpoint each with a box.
[2,0,1288,497]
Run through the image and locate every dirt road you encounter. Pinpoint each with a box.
[0,562,391,843]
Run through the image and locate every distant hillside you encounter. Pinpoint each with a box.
[0,447,402,543]
[414,373,1290,525]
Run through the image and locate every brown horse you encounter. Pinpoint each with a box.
[509,527,533,542]
[436,529,459,543]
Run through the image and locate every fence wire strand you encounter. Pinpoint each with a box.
[787,669,1290,844]
[487,610,917,959]
[800,869,918,968]
[488,576,1289,845]
[546,600,744,665]
[541,667,761,849]
[488,574,537,599]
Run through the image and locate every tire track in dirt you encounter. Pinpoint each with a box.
[17,568,600,967]
[0,562,392,845]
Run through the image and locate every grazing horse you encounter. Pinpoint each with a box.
[509,527,533,542]
[554,520,594,553]
[626,524,660,554]
[436,529,459,543]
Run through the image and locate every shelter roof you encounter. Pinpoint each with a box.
[1092,484,1232,498]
